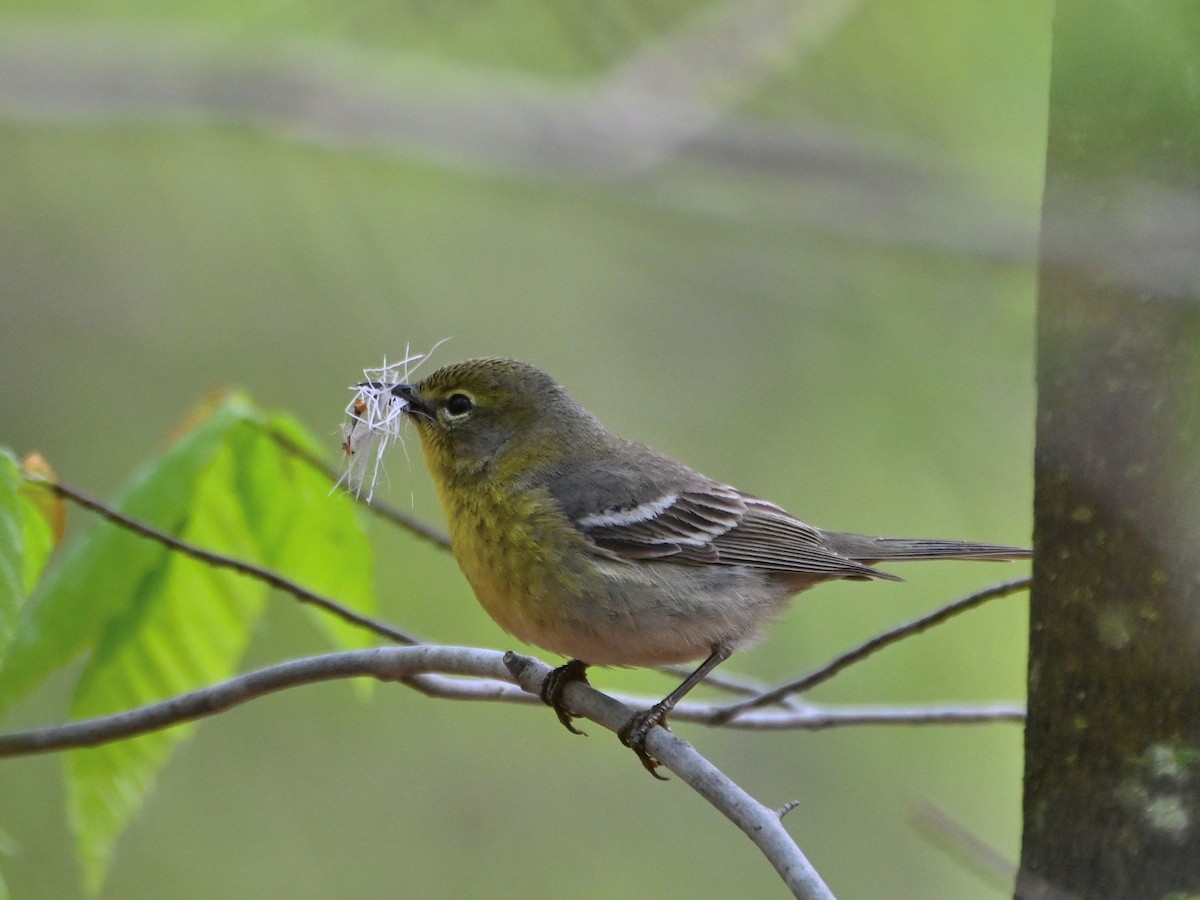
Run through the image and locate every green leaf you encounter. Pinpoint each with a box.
[18,486,56,598]
[63,420,380,890]
[254,415,377,652]
[67,439,269,892]
[0,452,26,658]
[0,450,58,663]
[0,398,381,892]
[0,397,257,714]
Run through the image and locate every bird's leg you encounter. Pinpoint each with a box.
[540,658,590,736]
[619,644,733,779]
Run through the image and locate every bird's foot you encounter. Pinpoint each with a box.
[618,705,671,781]
[540,659,589,736]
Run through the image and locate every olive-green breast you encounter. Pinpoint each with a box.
[438,479,590,645]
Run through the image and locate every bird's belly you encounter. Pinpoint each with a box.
[483,557,794,667]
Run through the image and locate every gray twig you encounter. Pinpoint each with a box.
[39,478,421,646]
[712,577,1031,722]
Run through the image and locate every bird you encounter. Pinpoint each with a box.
[384,357,1029,776]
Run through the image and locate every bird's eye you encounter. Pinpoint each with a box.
[444,393,474,418]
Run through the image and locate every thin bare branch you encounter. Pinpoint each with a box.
[0,641,1023,757]
[712,577,1032,722]
[403,675,1023,730]
[913,803,1079,900]
[502,651,835,900]
[676,702,1023,730]
[38,478,421,646]
[0,641,1023,896]
[912,802,1016,894]
[0,647,511,756]
[0,646,836,899]
[654,662,808,706]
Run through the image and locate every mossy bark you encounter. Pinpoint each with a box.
[1021,3,1200,898]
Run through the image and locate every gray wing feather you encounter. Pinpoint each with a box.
[818,531,1031,562]
[546,439,1025,582]
[566,476,891,580]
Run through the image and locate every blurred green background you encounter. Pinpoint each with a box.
[0,1,1047,897]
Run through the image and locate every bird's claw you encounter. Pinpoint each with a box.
[540,659,589,736]
[619,707,670,780]
[542,660,672,779]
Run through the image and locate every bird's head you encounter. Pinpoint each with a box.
[394,357,602,483]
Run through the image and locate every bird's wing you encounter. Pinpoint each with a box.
[569,481,892,581]
[704,494,898,579]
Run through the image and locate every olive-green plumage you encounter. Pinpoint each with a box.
[395,357,1029,668]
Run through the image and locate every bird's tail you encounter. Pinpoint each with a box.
[820,531,1031,564]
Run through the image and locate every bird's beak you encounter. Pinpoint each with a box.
[389,383,434,421]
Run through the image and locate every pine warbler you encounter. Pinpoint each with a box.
[390,357,1029,775]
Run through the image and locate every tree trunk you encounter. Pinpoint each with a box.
[1021,3,1200,898]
